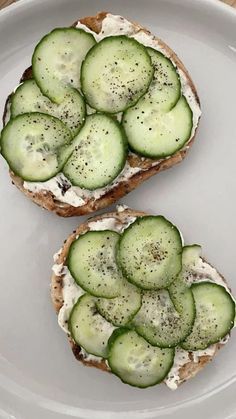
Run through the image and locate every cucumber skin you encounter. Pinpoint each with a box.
[107,328,175,388]
[181,282,236,351]
[80,35,154,114]
[116,215,183,291]
[32,27,96,104]
[0,112,73,182]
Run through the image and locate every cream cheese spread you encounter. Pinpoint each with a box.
[79,347,103,364]
[4,100,11,125]
[57,267,84,334]
[188,257,233,292]
[24,162,141,207]
[164,344,217,390]
[23,13,201,207]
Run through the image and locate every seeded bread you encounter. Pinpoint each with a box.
[51,208,224,387]
[3,12,200,217]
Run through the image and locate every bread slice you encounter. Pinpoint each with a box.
[3,12,200,217]
[51,207,226,388]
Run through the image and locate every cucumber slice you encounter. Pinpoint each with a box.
[168,275,196,314]
[69,294,115,358]
[132,289,195,347]
[81,36,154,113]
[68,230,124,298]
[108,328,174,388]
[96,280,141,327]
[182,244,201,268]
[168,245,200,313]
[146,48,181,111]
[0,112,72,181]
[32,28,96,103]
[63,113,127,190]
[11,80,85,136]
[122,96,193,158]
[117,216,182,290]
[181,283,235,350]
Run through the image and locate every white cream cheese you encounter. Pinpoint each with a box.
[79,347,103,364]
[24,162,141,208]
[89,215,136,233]
[191,345,217,364]
[76,14,139,41]
[24,174,86,207]
[165,345,217,390]
[191,258,230,288]
[88,217,121,232]
[4,100,11,125]
[116,203,129,212]
[56,266,84,333]
[52,262,64,276]
[165,348,190,390]
[53,248,63,262]
[23,13,200,207]
[185,257,236,301]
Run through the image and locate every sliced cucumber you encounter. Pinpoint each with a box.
[68,230,124,298]
[69,294,115,358]
[122,96,193,158]
[117,216,182,290]
[63,113,127,190]
[108,328,174,388]
[181,283,235,350]
[182,245,201,268]
[168,245,200,313]
[32,28,96,103]
[146,48,181,111]
[132,289,195,347]
[11,80,85,135]
[96,280,141,327]
[81,36,154,113]
[0,112,72,181]
[168,274,195,314]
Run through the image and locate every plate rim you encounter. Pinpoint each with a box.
[0,0,236,417]
[1,0,236,20]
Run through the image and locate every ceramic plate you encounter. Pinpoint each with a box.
[0,0,236,418]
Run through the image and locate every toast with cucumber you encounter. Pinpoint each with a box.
[1,12,201,217]
[51,207,235,389]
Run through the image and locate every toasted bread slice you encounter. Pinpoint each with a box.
[51,208,226,388]
[3,12,200,217]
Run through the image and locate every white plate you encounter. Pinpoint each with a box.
[0,0,236,418]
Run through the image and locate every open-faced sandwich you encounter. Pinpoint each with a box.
[51,206,235,389]
[1,12,201,216]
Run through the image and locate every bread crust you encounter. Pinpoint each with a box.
[51,208,224,387]
[3,12,200,217]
